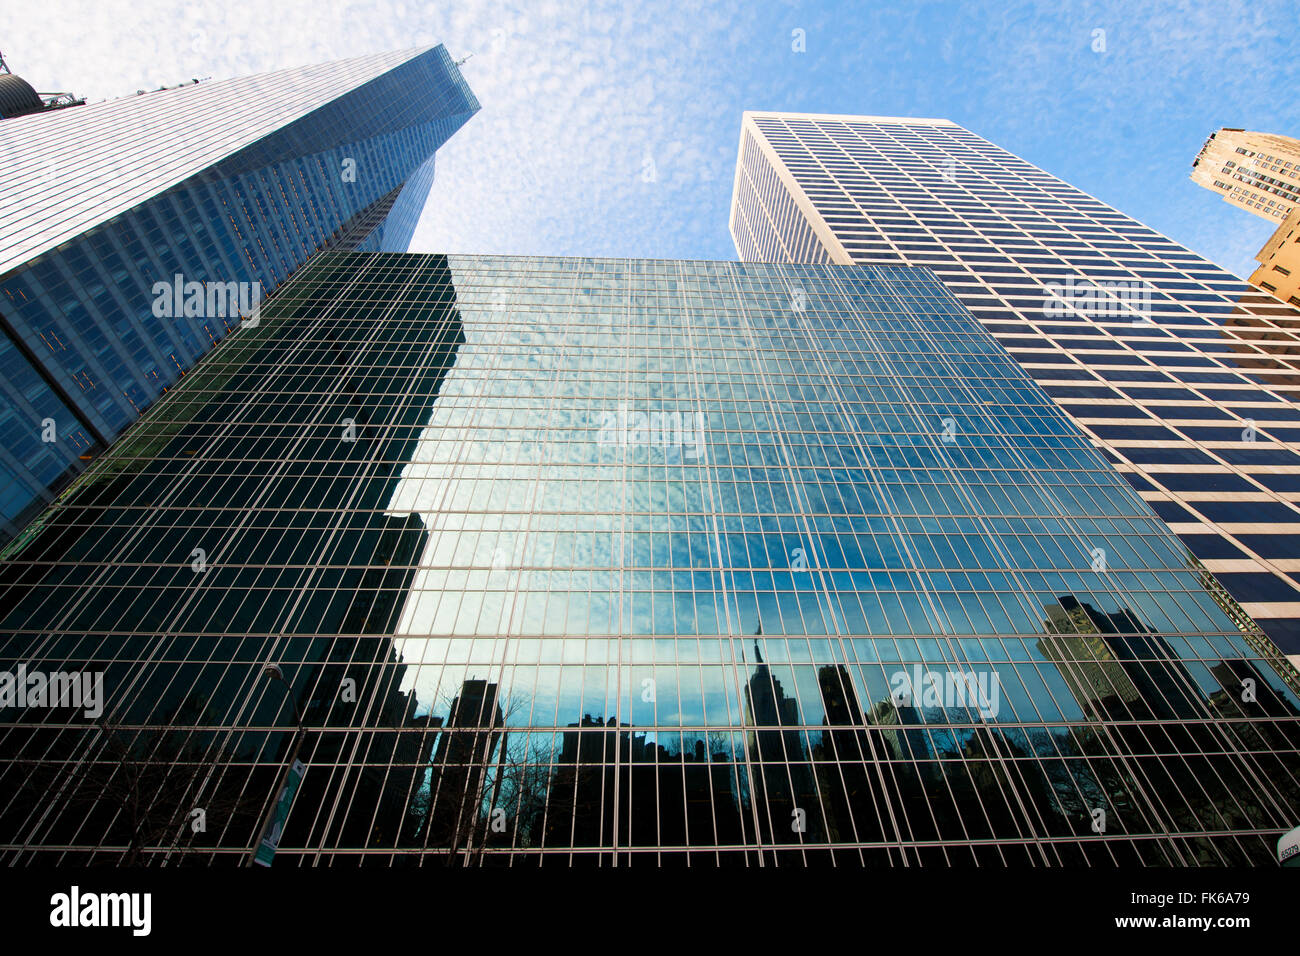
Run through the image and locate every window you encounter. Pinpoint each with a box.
[1176,533,1246,559]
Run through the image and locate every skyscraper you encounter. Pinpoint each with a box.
[1191,128,1300,222]
[0,47,478,542]
[731,111,1300,665]
[1,250,1295,866]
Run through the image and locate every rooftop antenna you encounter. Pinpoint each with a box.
[0,47,84,113]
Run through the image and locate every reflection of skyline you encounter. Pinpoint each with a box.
[394,591,1300,863]
[1,253,1297,865]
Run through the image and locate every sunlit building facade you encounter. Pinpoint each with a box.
[1250,207,1300,306]
[0,47,478,541]
[731,111,1300,664]
[1,251,1296,866]
[1191,128,1300,222]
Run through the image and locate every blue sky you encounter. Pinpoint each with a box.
[6,0,1297,277]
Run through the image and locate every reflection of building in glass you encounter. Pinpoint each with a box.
[0,48,478,542]
[419,679,503,857]
[1039,596,1202,718]
[731,112,1300,663]
[0,252,1297,866]
[744,640,824,845]
[0,251,465,863]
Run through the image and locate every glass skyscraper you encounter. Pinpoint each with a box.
[731,112,1300,665]
[0,47,478,542]
[1,251,1296,866]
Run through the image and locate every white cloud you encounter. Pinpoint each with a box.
[2,0,765,260]
[5,0,1296,276]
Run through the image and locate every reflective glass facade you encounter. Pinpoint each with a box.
[0,48,478,541]
[1,252,1296,866]
[731,112,1300,662]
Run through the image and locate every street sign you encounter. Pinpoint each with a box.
[1280,824,1300,867]
[254,759,305,867]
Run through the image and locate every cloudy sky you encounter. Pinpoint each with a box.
[5,0,1298,277]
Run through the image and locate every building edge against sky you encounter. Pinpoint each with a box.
[0,250,1296,865]
[0,47,479,544]
[730,110,1300,667]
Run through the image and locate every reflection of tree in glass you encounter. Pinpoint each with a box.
[10,697,260,866]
